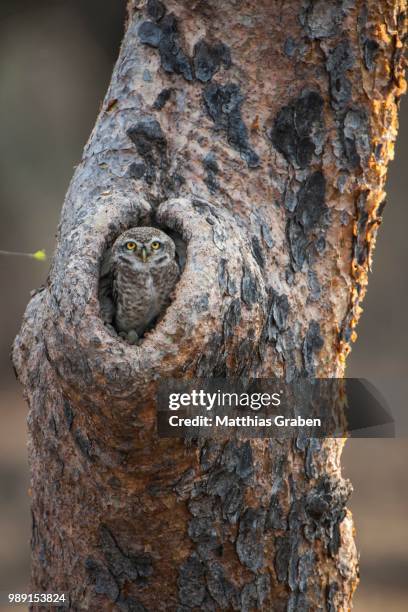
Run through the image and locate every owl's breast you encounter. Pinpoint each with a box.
[113,268,163,335]
[143,272,161,313]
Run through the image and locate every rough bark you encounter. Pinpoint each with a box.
[13,1,406,610]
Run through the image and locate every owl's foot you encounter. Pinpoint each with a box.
[127,330,140,345]
[118,330,140,345]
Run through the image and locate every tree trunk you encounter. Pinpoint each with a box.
[13,1,406,610]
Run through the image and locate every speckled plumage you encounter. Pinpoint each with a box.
[101,227,179,343]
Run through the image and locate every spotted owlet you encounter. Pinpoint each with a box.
[99,227,180,344]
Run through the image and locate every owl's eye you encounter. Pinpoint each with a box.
[151,241,161,250]
[126,241,136,251]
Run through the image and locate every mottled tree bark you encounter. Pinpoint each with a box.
[13,1,406,610]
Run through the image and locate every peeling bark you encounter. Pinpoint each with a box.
[13,1,406,610]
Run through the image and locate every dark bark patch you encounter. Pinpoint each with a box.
[262,289,290,344]
[298,550,315,592]
[127,118,167,185]
[260,222,274,249]
[397,10,406,32]
[341,107,371,169]
[305,438,321,480]
[63,398,74,430]
[266,494,287,531]
[138,15,193,81]
[73,430,93,461]
[374,142,383,161]
[138,20,162,46]
[339,317,353,345]
[340,209,350,225]
[275,534,291,582]
[203,83,260,168]
[206,468,244,525]
[178,553,206,607]
[128,161,146,180]
[157,14,193,81]
[301,0,347,40]
[203,152,219,174]
[206,467,237,499]
[140,13,231,85]
[147,0,166,21]
[209,218,227,251]
[193,39,231,83]
[286,171,327,272]
[195,332,224,378]
[236,336,256,378]
[194,294,210,312]
[286,497,306,592]
[240,582,258,611]
[352,191,370,267]
[255,574,271,606]
[315,235,326,254]
[287,592,310,612]
[284,185,297,213]
[378,197,387,218]
[304,477,352,556]
[270,90,324,168]
[306,493,330,522]
[303,320,324,376]
[221,481,245,524]
[271,290,289,332]
[189,495,215,519]
[268,464,288,537]
[223,299,242,340]
[206,562,238,609]
[192,197,219,217]
[236,508,266,572]
[127,118,167,157]
[163,171,186,197]
[85,557,119,602]
[203,152,220,194]
[188,517,219,551]
[241,266,260,306]
[153,88,173,110]
[307,270,321,301]
[56,340,94,386]
[363,39,380,71]
[240,575,270,610]
[203,441,253,525]
[251,236,265,269]
[329,516,343,557]
[287,220,308,271]
[326,38,354,110]
[221,440,253,479]
[218,259,235,297]
[174,467,196,499]
[99,525,153,583]
[326,581,339,612]
[295,171,327,231]
[250,211,275,250]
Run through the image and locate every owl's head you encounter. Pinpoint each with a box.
[111,227,176,270]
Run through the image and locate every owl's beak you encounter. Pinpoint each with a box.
[141,246,148,263]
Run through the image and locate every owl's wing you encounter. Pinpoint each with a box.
[98,248,115,324]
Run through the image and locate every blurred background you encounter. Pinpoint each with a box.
[0,2,406,610]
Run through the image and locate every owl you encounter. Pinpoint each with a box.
[99,227,180,344]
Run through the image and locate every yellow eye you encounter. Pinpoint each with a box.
[126,241,136,251]
[151,241,161,250]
